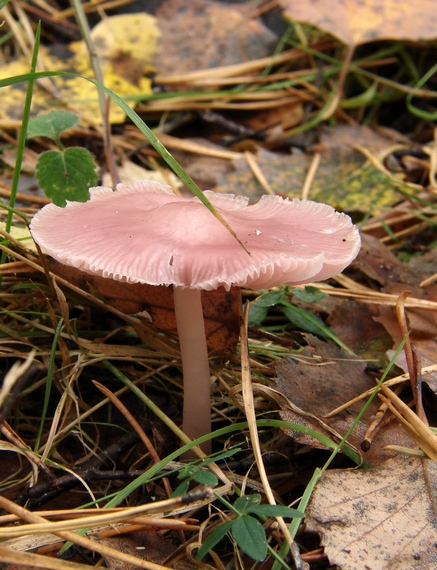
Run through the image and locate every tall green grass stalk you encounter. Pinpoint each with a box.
[1,22,40,270]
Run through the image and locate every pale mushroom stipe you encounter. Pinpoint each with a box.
[30,180,361,455]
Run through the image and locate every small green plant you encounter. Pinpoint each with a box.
[196,493,303,562]
[172,448,241,496]
[27,110,98,206]
[173,466,219,496]
[249,285,354,353]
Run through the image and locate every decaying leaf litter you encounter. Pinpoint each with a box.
[0,0,437,568]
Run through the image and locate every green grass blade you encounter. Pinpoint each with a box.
[0,69,248,252]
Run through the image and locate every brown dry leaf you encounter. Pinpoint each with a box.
[280,0,437,46]
[358,233,437,396]
[276,334,415,465]
[357,234,419,291]
[214,125,399,212]
[154,0,277,76]
[168,138,236,190]
[46,258,240,351]
[305,456,437,569]
[97,533,197,570]
[96,535,164,569]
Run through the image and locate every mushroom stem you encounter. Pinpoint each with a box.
[173,286,212,455]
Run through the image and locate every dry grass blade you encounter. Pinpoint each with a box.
[0,420,50,482]
[92,380,174,498]
[157,133,242,159]
[301,152,321,200]
[154,48,309,84]
[0,350,36,409]
[240,304,307,569]
[324,365,437,418]
[54,0,142,19]
[141,94,301,112]
[0,185,50,204]
[244,151,275,195]
[378,384,437,462]
[321,276,437,311]
[0,240,180,356]
[0,547,95,570]
[395,291,424,418]
[0,496,170,570]
[420,272,437,287]
[0,492,208,538]
[0,507,194,526]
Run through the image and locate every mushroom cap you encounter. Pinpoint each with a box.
[30,180,361,291]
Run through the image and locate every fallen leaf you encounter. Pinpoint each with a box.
[276,334,416,465]
[214,125,399,212]
[90,13,159,84]
[305,456,437,569]
[0,14,159,124]
[154,0,277,76]
[358,233,437,397]
[318,296,393,366]
[357,233,418,290]
[97,533,198,569]
[45,257,241,351]
[280,0,437,46]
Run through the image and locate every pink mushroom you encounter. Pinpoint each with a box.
[30,180,361,455]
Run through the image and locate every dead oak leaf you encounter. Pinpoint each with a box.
[305,456,437,569]
[279,0,437,46]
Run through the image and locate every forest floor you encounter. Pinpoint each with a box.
[1,1,437,569]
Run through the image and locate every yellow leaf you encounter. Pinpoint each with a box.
[0,13,160,125]
[280,0,437,46]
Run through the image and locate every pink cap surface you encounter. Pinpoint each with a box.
[30,180,361,291]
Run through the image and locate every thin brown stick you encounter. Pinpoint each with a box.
[395,291,424,419]
[92,380,173,498]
